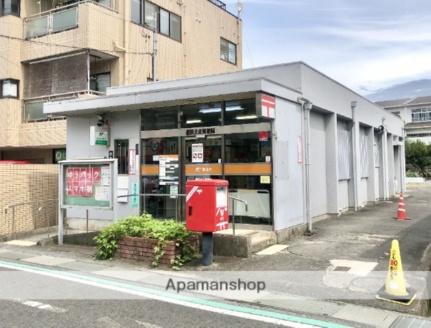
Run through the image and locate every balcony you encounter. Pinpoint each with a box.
[24,0,116,39]
[208,0,227,10]
[23,50,116,122]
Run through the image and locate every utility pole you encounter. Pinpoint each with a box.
[152,13,158,82]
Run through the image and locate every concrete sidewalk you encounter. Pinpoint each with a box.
[0,184,430,327]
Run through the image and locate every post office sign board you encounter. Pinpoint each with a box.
[60,159,116,210]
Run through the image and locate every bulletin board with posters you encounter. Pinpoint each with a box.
[60,159,116,209]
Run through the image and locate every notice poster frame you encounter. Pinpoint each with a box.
[59,159,117,210]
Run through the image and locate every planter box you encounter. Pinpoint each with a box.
[117,235,200,266]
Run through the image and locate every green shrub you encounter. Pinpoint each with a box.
[94,214,197,269]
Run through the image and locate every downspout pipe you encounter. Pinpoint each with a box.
[298,97,313,234]
[351,101,359,211]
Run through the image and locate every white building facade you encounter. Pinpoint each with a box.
[378,97,431,144]
[45,62,405,239]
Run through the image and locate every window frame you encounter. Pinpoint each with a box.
[220,37,237,65]
[132,0,182,43]
[0,0,20,17]
[0,79,19,99]
[114,139,129,175]
[90,72,111,93]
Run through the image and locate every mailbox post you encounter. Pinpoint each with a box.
[186,179,229,266]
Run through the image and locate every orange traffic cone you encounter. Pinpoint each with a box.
[395,193,409,221]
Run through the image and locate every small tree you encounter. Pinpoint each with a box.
[405,140,431,177]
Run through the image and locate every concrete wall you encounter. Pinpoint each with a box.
[0,164,58,237]
[66,111,141,229]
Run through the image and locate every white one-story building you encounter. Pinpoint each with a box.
[45,62,405,239]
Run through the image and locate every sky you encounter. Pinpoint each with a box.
[225,0,431,95]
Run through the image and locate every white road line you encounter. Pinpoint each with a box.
[18,300,67,313]
[96,316,123,328]
[135,320,163,328]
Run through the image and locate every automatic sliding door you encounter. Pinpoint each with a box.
[141,137,180,219]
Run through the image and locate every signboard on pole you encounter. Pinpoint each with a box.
[257,93,276,119]
[90,126,109,146]
[192,143,204,163]
[60,159,116,209]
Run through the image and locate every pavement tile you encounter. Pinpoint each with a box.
[57,261,109,272]
[93,269,155,282]
[332,304,400,328]
[22,255,75,266]
[0,251,34,261]
[260,298,344,316]
[4,240,37,247]
[257,244,288,255]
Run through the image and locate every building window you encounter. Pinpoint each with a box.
[132,0,181,42]
[180,102,222,128]
[225,133,272,163]
[0,79,19,99]
[142,107,178,131]
[411,108,431,122]
[220,38,237,65]
[131,0,142,24]
[0,0,20,17]
[115,139,129,174]
[224,99,257,125]
[90,72,111,93]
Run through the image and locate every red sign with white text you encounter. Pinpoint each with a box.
[66,167,101,198]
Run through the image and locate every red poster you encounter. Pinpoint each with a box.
[85,168,92,181]
[92,167,101,182]
[72,182,79,196]
[72,168,79,180]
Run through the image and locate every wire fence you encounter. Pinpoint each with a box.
[0,199,58,240]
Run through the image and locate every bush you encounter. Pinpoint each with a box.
[94,214,197,269]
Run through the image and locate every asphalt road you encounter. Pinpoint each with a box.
[0,263,345,328]
[0,268,283,328]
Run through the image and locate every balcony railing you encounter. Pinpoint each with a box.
[23,90,104,122]
[24,1,116,39]
[24,4,78,39]
[208,0,227,10]
[412,111,431,123]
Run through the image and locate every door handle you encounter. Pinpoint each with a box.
[188,206,193,216]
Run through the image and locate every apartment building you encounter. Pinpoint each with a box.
[0,0,242,163]
[377,97,431,144]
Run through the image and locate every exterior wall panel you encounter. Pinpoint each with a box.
[309,112,328,217]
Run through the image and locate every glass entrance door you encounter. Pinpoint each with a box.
[141,137,180,219]
[184,135,223,180]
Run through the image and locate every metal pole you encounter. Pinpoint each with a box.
[12,206,16,240]
[201,232,213,266]
[86,209,89,233]
[232,200,236,236]
[58,207,64,245]
[152,14,158,82]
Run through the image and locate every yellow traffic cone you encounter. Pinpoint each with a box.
[376,240,416,305]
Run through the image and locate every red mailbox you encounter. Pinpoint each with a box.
[186,179,229,233]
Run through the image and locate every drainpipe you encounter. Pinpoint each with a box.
[298,97,313,234]
[351,101,359,211]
